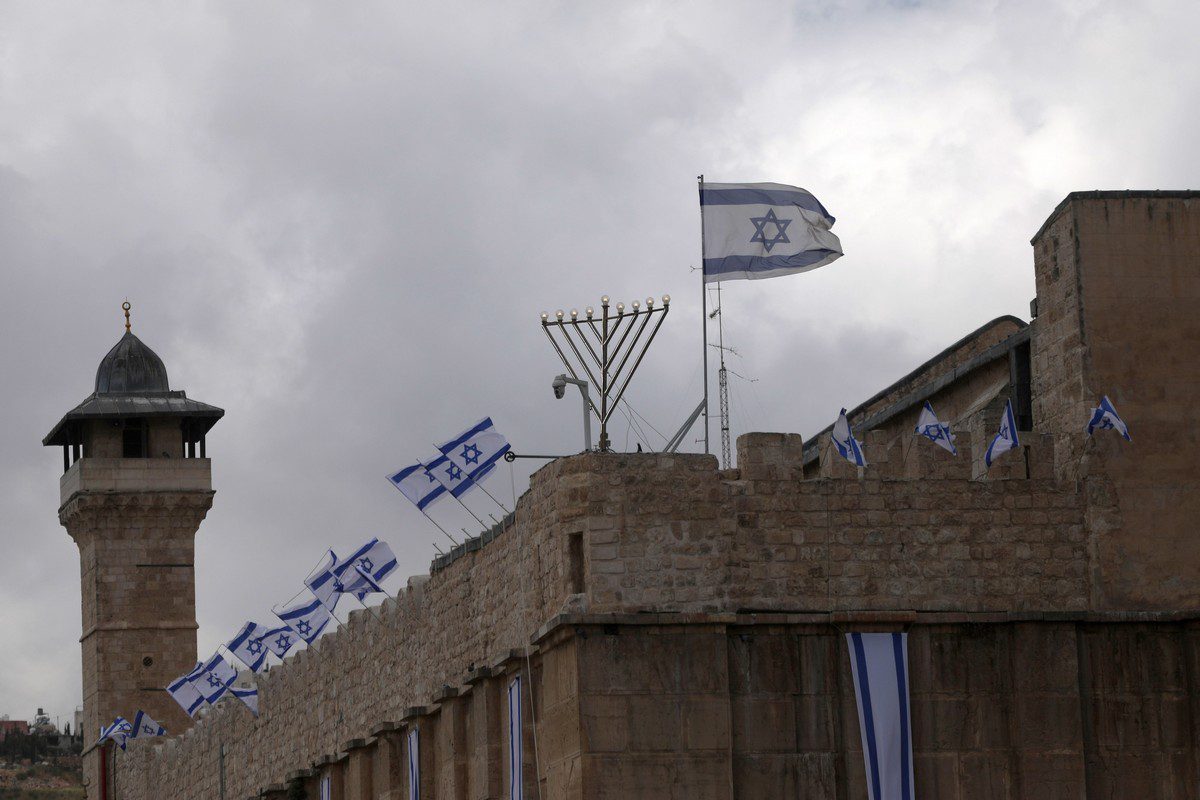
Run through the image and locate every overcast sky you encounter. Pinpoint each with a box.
[2,0,1198,726]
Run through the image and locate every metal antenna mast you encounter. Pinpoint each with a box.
[710,283,733,469]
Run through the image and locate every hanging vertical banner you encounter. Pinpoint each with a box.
[319,772,332,800]
[846,632,915,800]
[508,675,523,800]
[407,727,420,800]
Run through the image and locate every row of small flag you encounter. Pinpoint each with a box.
[97,711,165,751]
[832,395,1131,468]
[163,537,399,721]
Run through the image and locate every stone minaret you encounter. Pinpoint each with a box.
[43,304,223,798]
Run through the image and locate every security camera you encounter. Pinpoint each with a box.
[552,374,567,399]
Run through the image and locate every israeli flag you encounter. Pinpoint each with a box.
[230,685,259,717]
[389,462,447,511]
[700,181,843,282]
[275,596,333,646]
[423,452,486,500]
[99,717,133,750]
[195,652,238,704]
[167,662,207,718]
[437,417,512,483]
[832,408,868,467]
[1086,395,1131,441]
[847,632,915,800]
[259,625,298,659]
[306,550,343,613]
[320,773,332,800]
[226,621,270,673]
[332,538,398,601]
[407,728,420,800]
[984,399,1021,467]
[128,710,166,740]
[915,401,957,455]
[509,675,524,800]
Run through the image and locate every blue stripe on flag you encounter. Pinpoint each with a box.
[851,633,883,800]
[440,417,495,451]
[703,250,841,277]
[390,465,420,485]
[892,633,911,800]
[700,187,834,221]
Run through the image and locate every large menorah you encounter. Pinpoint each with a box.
[541,294,670,451]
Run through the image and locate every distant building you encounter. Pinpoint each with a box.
[0,720,29,741]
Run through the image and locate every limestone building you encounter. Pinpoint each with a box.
[48,191,1200,798]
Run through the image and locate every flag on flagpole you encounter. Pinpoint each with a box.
[1086,395,1131,440]
[332,538,398,600]
[847,632,915,800]
[306,550,343,613]
[437,418,512,483]
[914,401,957,455]
[423,453,485,500]
[128,710,166,739]
[230,685,260,717]
[389,462,447,511]
[275,596,333,646]
[195,652,237,704]
[700,182,842,282]
[226,622,270,673]
[258,625,298,660]
[99,717,133,750]
[985,399,1020,467]
[167,662,207,718]
[832,408,868,467]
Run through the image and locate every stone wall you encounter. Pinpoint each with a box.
[106,435,1121,798]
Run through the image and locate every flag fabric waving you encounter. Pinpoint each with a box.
[129,710,166,739]
[275,596,333,646]
[389,462,447,511]
[99,717,133,750]
[1086,395,1131,440]
[985,399,1020,467]
[847,632,915,800]
[259,625,298,659]
[195,652,237,704]
[437,418,512,483]
[226,621,270,673]
[832,408,868,467]
[423,452,485,500]
[167,662,207,717]
[230,685,260,717]
[914,401,957,455]
[332,538,398,601]
[700,182,843,283]
[306,550,343,613]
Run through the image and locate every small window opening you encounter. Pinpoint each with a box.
[122,420,148,458]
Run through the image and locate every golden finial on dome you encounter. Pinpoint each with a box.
[122,301,132,333]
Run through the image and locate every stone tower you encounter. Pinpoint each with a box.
[43,305,222,797]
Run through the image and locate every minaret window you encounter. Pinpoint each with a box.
[122,419,148,458]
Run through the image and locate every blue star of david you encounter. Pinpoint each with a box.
[749,209,792,253]
[275,634,291,650]
[247,639,263,655]
[206,674,223,688]
[460,444,482,465]
[358,557,374,573]
[920,424,944,441]
[446,463,463,482]
[296,620,312,636]
[143,725,155,735]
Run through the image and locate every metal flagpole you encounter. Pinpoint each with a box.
[698,174,710,455]
[386,477,461,546]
